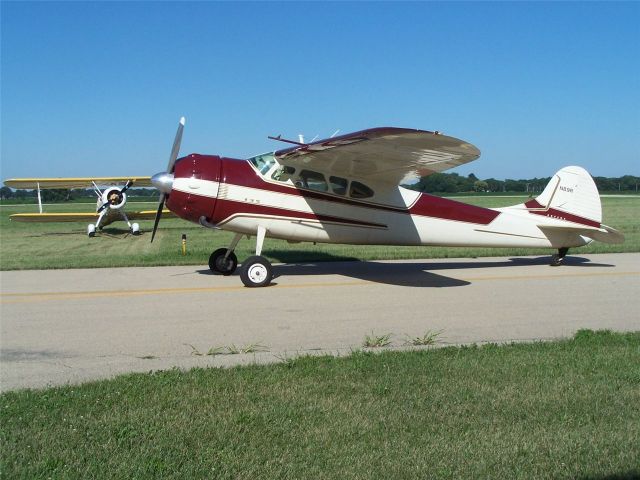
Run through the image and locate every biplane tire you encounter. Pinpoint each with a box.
[87,224,96,237]
[131,223,140,235]
[209,248,238,276]
[240,256,272,288]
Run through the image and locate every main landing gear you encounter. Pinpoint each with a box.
[208,227,274,287]
[550,247,569,266]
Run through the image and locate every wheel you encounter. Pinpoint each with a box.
[87,224,96,237]
[550,254,563,266]
[131,223,140,235]
[209,248,238,275]
[240,255,273,288]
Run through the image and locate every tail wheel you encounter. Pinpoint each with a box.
[550,254,563,266]
[550,247,569,267]
[240,256,273,288]
[209,248,238,276]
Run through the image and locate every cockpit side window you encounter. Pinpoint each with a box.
[298,170,328,192]
[349,181,374,199]
[272,165,296,182]
[329,176,348,195]
[248,153,276,175]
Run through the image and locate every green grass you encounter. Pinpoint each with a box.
[1,196,638,270]
[1,330,638,479]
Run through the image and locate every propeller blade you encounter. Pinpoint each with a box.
[151,117,185,243]
[150,193,165,243]
[120,179,134,194]
[167,117,185,174]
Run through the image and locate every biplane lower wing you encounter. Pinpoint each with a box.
[10,210,174,223]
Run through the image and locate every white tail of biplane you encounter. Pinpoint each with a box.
[504,166,624,245]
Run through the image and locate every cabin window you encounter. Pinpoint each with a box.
[349,181,374,199]
[248,153,276,175]
[272,165,296,182]
[298,170,328,192]
[329,176,348,195]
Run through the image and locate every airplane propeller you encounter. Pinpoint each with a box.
[97,179,134,213]
[150,116,185,242]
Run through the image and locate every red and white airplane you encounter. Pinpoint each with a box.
[148,118,624,287]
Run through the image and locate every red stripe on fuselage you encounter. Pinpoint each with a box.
[409,194,500,225]
[524,199,600,228]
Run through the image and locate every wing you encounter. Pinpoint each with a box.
[274,127,480,186]
[4,177,153,189]
[10,210,174,222]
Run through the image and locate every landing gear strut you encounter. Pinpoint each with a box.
[550,247,569,266]
[239,225,273,288]
[209,233,242,275]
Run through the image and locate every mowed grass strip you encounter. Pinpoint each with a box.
[0,196,638,270]
[2,330,639,479]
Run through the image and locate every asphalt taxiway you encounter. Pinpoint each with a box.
[1,253,639,391]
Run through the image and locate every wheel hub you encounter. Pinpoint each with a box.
[247,264,268,283]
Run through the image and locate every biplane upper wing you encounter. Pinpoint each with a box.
[10,210,174,222]
[3,177,153,189]
[274,127,481,185]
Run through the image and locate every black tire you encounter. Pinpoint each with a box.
[209,248,238,275]
[240,255,273,288]
[550,254,563,267]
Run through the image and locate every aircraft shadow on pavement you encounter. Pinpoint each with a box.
[197,254,614,288]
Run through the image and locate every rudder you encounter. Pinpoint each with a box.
[527,166,602,227]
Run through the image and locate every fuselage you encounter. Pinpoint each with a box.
[164,154,590,250]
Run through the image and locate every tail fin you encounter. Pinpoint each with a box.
[507,166,624,245]
[529,166,602,226]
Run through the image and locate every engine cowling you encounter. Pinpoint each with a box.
[101,187,127,210]
[165,154,222,224]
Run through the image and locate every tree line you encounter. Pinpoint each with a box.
[406,173,639,194]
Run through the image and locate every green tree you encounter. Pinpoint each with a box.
[473,180,489,192]
[0,186,13,199]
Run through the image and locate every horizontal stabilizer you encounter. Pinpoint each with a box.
[538,224,625,244]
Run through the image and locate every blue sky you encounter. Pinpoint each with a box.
[1,1,638,181]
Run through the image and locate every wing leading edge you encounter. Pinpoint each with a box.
[4,177,154,189]
[274,127,480,185]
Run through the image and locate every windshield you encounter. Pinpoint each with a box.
[248,153,276,175]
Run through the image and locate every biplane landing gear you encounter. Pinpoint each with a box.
[550,247,569,266]
[239,225,273,288]
[87,224,96,237]
[209,233,242,275]
[131,223,140,235]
